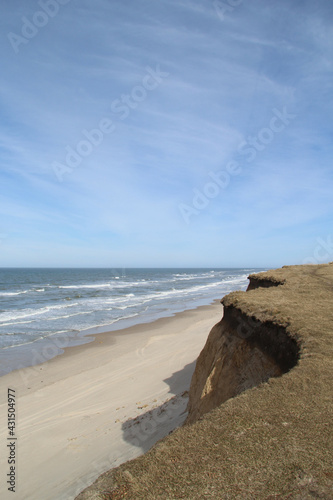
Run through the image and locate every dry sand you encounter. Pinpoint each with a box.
[0,301,222,500]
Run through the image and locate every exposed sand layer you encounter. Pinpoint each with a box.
[0,302,222,500]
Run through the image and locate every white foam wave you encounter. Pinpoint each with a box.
[0,290,29,297]
[0,286,48,296]
[0,302,79,324]
[0,320,36,327]
[59,284,112,289]
[46,311,91,321]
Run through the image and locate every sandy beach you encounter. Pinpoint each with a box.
[0,301,222,500]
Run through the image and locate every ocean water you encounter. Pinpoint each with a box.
[0,268,263,375]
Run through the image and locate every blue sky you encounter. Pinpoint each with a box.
[1,0,332,268]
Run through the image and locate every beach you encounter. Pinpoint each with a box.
[0,267,252,377]
[0,301,222,500]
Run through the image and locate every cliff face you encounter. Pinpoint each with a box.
[186,300,298,424]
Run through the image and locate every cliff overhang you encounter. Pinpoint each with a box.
[185,295,300,424]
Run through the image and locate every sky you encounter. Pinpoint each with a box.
[0,0,332,268]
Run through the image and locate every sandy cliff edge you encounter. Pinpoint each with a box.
[76,263,333,499]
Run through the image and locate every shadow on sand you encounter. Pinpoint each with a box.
[121,360,196,453]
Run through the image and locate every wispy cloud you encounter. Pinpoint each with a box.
[0,0,332,266]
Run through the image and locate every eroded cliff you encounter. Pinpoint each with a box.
[186,301,299,424]
[76,263,333,499]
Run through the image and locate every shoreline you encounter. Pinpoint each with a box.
[0,300,223,500]
[0,298,222,378]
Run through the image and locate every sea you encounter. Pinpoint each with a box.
[0,267,264,375]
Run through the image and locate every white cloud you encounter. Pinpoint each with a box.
[0,0,332,266]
